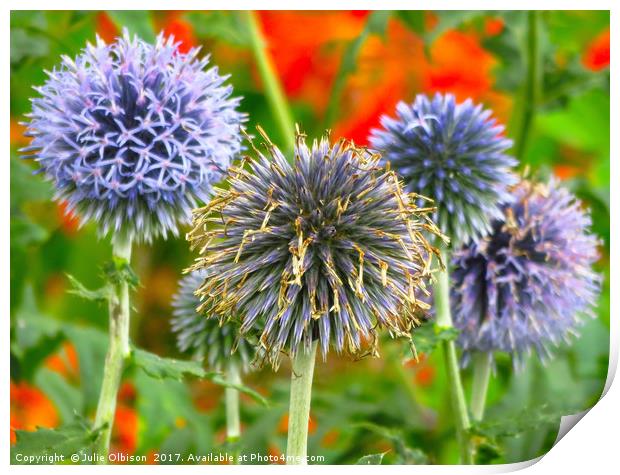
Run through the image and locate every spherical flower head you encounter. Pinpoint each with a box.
[450,179,601,367]
[188,128,444,368]
[369,93,518,245]
[172,270,254,372]
[21,30,245,243]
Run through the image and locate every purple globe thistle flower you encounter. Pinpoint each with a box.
[369,93,517,245]
[188,129,443,368]
[451,179,601,367]
[172,270,253,372]
[21,30,244,242]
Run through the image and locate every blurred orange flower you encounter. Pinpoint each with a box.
[404,353,436,387]
[107,381,139,458]
[111,405,138,457]
[484,17,505,37]
[158,12,197,54]
[95,12,119,43]
[554,164,582,180]
[277,412,317,434]
[192,379,223,412]
[333,20,512,145]
[267,443,286,464]
[10,119,28,147]
[45,341,79,380]
[583,28,610,71]
[321,428,340,448]
[139,265,178,309]
[424,30,495,100]
[10,381,59,444]
[414,365,436,387]
[333,18,428,144]
[259,11,368,114]
[56,201,80,236]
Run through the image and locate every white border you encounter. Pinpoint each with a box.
[3,1,617,473]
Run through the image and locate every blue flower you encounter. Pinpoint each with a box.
[172,270,253,371]
[188,130,443,368]
[369,93,517,245]
[22,30,244,242]
[450,179,601,367]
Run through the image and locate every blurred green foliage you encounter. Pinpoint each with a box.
[10,10,609,465]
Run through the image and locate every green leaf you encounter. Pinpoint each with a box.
[356,452,387,464]
[10,157,54,212]
[184,11,250,46]
[134,371,213,453]
[132,348,268,405]
[10,217,50,249]
[66,274,112,302]
[353,422,429,464]
[10,157,54,251]
[63,325,108,413]
[34,368,83,423]
[412,321,460,355]
[107,11,155,42]
[473,435,503,464]
[545,11,610,56]
[10,286,63,381]
[208,372,269,406]
[10,416,101,464]
[396,11,425,34]
[472,405,568,439]
[537,88,610,157]
[11,27,49,64]
[103,257,140,288]
[132,348,206,380]
[425,11,486,44]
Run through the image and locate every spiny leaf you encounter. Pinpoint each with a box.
[103,258,139,288]
[66,274,112,302]
[356,452,387,464]
[353,422,429,464]
[131,349,269,406]
[132,348,206,381]
[411,321,460,355]
[10,416,101,464]
[471,405,568,439]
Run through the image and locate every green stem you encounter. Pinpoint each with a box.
[225,360,241,464]
[244,10,296,153]
[514,11,541,162]
[434,247,473,464]
[471,352,492,422]
[93,236,132,463]
[286,341,318,465]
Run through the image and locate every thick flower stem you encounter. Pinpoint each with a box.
[93,236,132,463]
[471,352,492,422]
[225,360,242,464]
[286,341,318,465]
[434,248,473,464]
[244,10,296,153]
[514,11,541,161]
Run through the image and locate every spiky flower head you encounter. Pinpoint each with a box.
[21,30,244,242]
[172,270,254,372]
[369,93,517,245]
[188,128,444,368]
[451,179,601,367]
